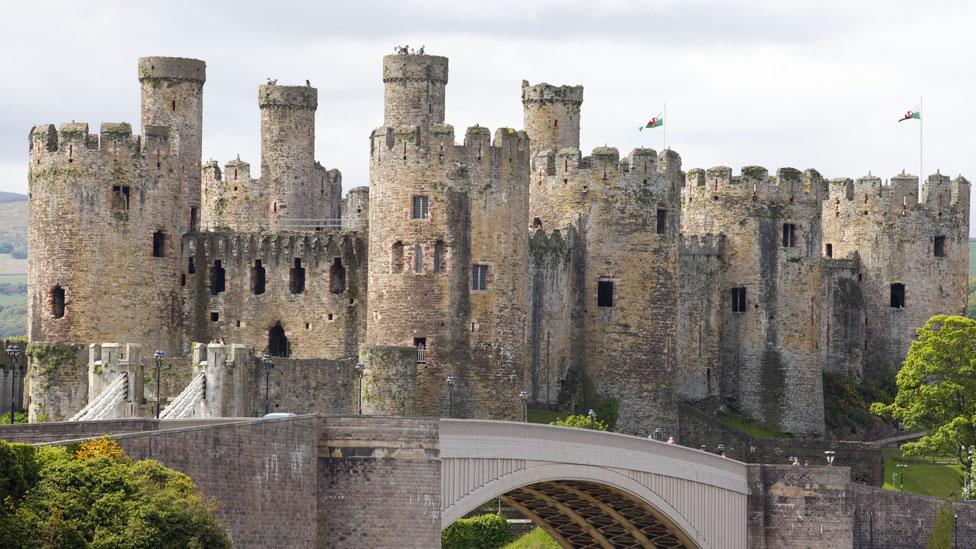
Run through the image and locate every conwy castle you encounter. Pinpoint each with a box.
[23,53,969,438]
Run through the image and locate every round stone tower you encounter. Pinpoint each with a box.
[29,58,203,354]
[521,81,583,157]
[138,56,205,233]
[258,85,318,226]
[382,54,448,128]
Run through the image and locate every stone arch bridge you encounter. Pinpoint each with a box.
[2,415,754,548]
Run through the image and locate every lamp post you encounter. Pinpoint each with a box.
[355,362,365,414]
[587,409,597,422]
[519,390,528,422]
[896,463,908,491]
[153,350,165,419]
[824,450,836,466]
[4,345,21,424]
[954,513,958,549]
[261,354,273,415]
[446,375,456,418]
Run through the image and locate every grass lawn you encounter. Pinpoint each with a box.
[715,412,789,439]
[882,448,966,499]
[527,408,566,425]
[503,528,560,549]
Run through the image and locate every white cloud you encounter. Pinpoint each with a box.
[2,0,973,232]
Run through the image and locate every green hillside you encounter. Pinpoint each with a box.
[970,239,975,277]
[0,199,27,337]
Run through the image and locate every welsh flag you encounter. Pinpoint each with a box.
[898,106,921,122]
[639,114,664,131]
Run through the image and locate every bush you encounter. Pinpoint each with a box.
[925,503,955,549]
[550,414,608,431]
[443,513,513,549]
[0,438,230,548]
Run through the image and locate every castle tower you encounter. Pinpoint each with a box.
[259,84,318,226]
[366,53,529,419]
[382,54,448,127]
[521,81,583,158]
[138,57,206,233]
[29,58,201,354]
[681,166,827,436]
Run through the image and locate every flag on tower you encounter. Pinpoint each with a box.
[898,106,921,122]
[639,113,664,131]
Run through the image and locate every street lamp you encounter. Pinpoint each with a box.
[824,450,836,466]
[355,362,365,415]
[261,354,274,415]
[896,463,908,491]
[4,345,21,424]
[519,390,528,422]
[587,409,597,422]
[446,375,456,418]
[153,350,165,419]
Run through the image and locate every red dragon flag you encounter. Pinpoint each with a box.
[639,113,664,131]
[898,105,921,122]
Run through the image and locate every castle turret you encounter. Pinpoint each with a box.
[521,81,583,158]
[382,54,448,128]
[259,85,318,226]
[138,57,206,232]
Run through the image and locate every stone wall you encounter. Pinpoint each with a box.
[677,235,725,400]
[25,342,87,421]
[521,81,583,156]
[850,484,976,548]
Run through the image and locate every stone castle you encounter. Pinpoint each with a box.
[25,53,969,436]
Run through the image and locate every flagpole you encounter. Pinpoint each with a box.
[919,95,923,187]
[663,101,667,151]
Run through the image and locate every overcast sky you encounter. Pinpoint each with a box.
[3,1,974,232]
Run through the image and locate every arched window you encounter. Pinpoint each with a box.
[251,260,266,295]
[50,285,65,319]
[391,241,404,273]
[268,322,289,357]
[330,258,346,294]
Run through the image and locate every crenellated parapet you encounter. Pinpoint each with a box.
[684,165,824,207]
[29,122,174,180]
[521,80,583,155]
[184,229,366,268]
[826,171,970,223]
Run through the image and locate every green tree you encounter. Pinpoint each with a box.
[871,315,976,478]
[967,277,976,319]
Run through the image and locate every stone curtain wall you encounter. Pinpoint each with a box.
[850,484,976,548]
[25,342,88,421]
[255,356,359,417]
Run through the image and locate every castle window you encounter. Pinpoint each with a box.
[210,312,219,322]
[782,223,797,247]
[934,236,946,257]
[210,260,225,295]
[190,207,198,231]
[330,258,346,294]
[50,285,65,319]
[472,264,489,291]
[180,274,185,287]
[290,258,305,294]
[731,287,747,313]
[152,231,166,258]
[411,195,429,219]
[188,256,196,274]
[597,280,614,307]
[825,244,833,258]
[111,185,130,211]
[890,283,905,308]
[268,321,289,357]
[554,119,558,128]
[656,209,668,235]
[391,241,404,273]
[414,244,423,273]
[414,337,427,363]
[433,240,443,273]
[252,260,266,295]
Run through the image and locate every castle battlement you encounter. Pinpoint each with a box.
[684,165,823,206]
[138,56,205,83]
[679,234,725,258]
[28,122,174,173]
[185,230,364,268]
[258,84,317,110]
[520,81,584,105]
[370,123,529,176]
[826,171,970,220]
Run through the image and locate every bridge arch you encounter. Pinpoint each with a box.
[440,420,749,549]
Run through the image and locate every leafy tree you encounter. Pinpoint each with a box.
[442,513,512,549]
[550,414,608,431]
[872,315,976,477]
[0,438,230,548]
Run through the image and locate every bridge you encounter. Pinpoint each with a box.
[2,415,971,548]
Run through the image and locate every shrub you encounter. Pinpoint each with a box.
[550,414,608,431]
[925,503,955,549]
[443,513,513,549]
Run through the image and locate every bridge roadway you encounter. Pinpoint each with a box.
[3,415,749,548]
[441,420,748,548]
